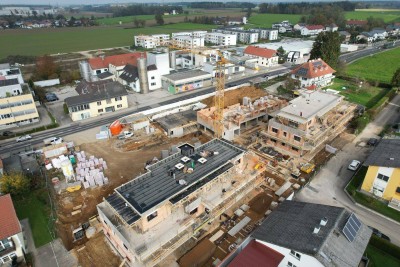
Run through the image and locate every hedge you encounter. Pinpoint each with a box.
[369,235,400,261]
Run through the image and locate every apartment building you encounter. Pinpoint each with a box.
[212,28,258,44]
[171,31,207,38]
[243,46,279,67]
[96,139,266,267]
[361,139,400,210]
[65,80,128,121]
[172,35,205,49]
[134,34,170,49]
[262,91,355,157]
[205,32,237,46]
[0,65,39,129]
[248,28,279,40]
[291,59,335,89]
[0,194,26,265]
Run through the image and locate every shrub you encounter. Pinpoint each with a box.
[369,235,400,260]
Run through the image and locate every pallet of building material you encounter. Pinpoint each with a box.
[102,162,108,170]
[83,182,90,189]
[104,177,109,184]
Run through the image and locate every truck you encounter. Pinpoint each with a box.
[43,137,64,146]
[117,131,134,140]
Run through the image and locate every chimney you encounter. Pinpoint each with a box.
[313,225,320,234]
[389,158,395,160]
[320,217,328,226]
[300,111,303,117]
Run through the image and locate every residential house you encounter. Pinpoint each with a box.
[85,53,144,81]
[301,25,325,36]
[96,139,265,266]
[325,23,338,32]
[243,46,279,68]
[262,90,355,156]
[205,32,237,46]
[65,80,128,121]
[291,59,335,89]
[0,194,26,265]
[228,201,372,267]
[339,31,351,43]
[361,139,400,211]
[272,20,293,29]
[386,24,400,36]
[346,20,368,28]
[293,23,307,31]
[370,28,388,40]
[118,64,160,92]
[357,32,375,43]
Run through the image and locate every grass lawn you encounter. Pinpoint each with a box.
[14,190,53,247]
[366,245,400,267]
[0,23,216,59]
[346,166,400,223]
[346,47,400,84]
[248,14,302,27]
[345,10,400,23]
[328,78,390,109]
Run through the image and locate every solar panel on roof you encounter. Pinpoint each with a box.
[342,213,361,242]
[297,67,308,76]
[312,61,323,67]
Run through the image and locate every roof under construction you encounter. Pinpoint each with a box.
[113,139,245,216]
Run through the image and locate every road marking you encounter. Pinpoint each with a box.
[307,185,319,193]
[388,102,400,107]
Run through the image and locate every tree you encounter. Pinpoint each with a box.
[133,18,140,28]
[392,68,400,87]
[34,55,60,80]
[155,13,164,26]
[139,20,146,27]
[284,77,301,91]
[0,172,30,198]
[277,46,286,57]
[246,7,252,18]
[310,31,341,69]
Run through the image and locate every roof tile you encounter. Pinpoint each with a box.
[244,46,277,59]
[0,194,21,240]
[88,52,145,70]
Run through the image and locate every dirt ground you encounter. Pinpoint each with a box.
[201,86,268,108]
[71,233,121,267]
[55,131,211,251]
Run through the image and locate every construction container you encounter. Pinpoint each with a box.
[109,120,123,136]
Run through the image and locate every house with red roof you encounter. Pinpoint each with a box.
[300,25,325,36]
[243,46,279,67]
[291,59,335,89]
[346,20,368,28]
[0,194,26,265]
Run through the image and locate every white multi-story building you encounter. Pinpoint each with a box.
[248,28,279,40]
[172,35,205,49]
[205,32,237,46]
[134,34,170,49]
[212,28,258,44]
[171,31,207,38]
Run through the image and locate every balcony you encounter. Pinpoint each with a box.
[0,239,15,257]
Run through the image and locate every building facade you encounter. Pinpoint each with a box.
[205,32,237,46]
[172,35,205,49]
[248,28,279,40]
[134,34,170,49]
[291,59,335,89]
[243,46,279,68]
[212,28,258,44]
[161,70,212,94]
[361,139,400,210]
[300,25,325,36]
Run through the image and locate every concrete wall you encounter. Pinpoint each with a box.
[147,69,161,91]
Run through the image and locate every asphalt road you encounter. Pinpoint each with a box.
[339,41,400,63]
[296,94,400,246]
[0,68,289,156]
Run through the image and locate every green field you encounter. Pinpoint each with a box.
[329,78,389,109]
[97,15,156,25]
[347,47,400,84]
[346,10,400,23]
[248,14,302,27]
[366,245,400,267]
[0,23,216,59]
[15,191,53,247]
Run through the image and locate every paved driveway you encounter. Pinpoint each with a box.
[296,94,400,246]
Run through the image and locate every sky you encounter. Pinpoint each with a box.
[0,0,388,6]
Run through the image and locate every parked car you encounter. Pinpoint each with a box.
[43,137,63,146]
[368,226,391,241]
[348,160,361,171]
[367,138,378,146]
[2,130,13,136]
[16,135,32,142]
[118,131,134,140]
[45,93,59,102]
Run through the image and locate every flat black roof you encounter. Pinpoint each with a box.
[115,139,244,215]
[155,110,197,131]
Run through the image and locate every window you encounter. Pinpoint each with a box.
[151,82,156,86]
[294,135,301,142]
[270,138,277,143]
[396,187,400,194]
[281,142,286,146]
[190,208,198,215]
[123,243,129,250]
[287,262,297,267]
[115,96,122,101]
[97,101,102,106]
[289,121,299,128]
[117,104,122,108]
[151,76,155,80]
[292,147,299,152]
[98,109,103,113]
[147,211,158,222]
[290,250,301,260]
[283,131,287,137]
[272,128,278,133]
[377,173,389,182]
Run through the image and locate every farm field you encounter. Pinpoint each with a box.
[248,13,302,27]
[0,23,216,59]
[97,15,156,25]
[346,47,400,84]
[345,10,400,22]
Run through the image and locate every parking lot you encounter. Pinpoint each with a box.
[45,85,78,126]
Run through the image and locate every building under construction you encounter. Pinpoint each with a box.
[97,139,267,267]
[197,96,287,141]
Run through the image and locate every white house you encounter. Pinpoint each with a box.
[243,46,279,67]
[0,194,26,265]
[0,63,24,84]
[291,58,335,89]
[301,25,325,36]
[205,32,237,46]
[119,64,161,92]
[171,31,207,38]
[325,23,338,32]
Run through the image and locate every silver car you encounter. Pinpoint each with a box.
[16,134,32,142]
[348,160,361,171]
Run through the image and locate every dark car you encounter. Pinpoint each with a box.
[2,130,13,136]
[367,138,378,146]
[368,226,391,241]
[45,93,59,102]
